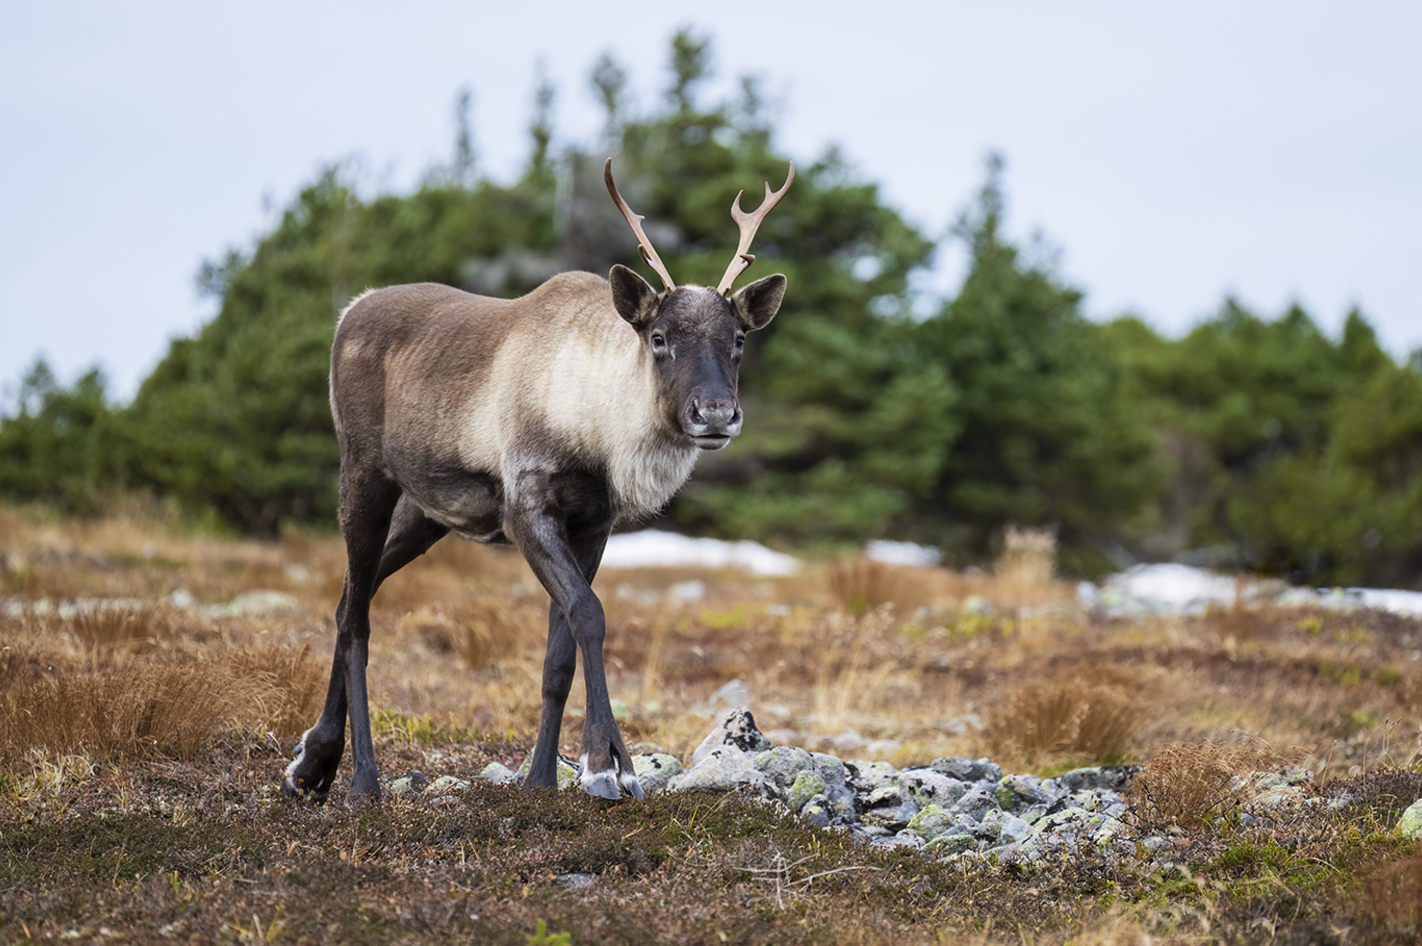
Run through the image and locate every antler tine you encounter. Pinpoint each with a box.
[604,158,676,293]
[716,162,795,296]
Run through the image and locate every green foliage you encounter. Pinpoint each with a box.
[4,29,1420,585]
[0,360,118,513]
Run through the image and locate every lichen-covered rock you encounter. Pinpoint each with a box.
[669,746,764,792]
[898,768,969,809]
[631,753,683,795]
[424,775,471,795]
[811,753,849,789]
[951,787,1001,822]
[788,770,828,812]
[847,760,898,794]
[994,774,1060,813]
[479,763,518,785]
[1398,798,1422,838]
[800,793,833,827]
[926,833,977,856]
[692,707,772,766]
[754,746,816,789]
[930,756,1002,783]
[1054,766,1139,793]
[906,804,955,841]
[860,784,918,830]
[389,770,432,796]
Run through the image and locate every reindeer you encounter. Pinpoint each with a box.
[282,159,793,805]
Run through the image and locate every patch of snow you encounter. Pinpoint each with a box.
[866,540,941,567]
[601,529,798,576]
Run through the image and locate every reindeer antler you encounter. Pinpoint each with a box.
[716,162,795,296]
[604,158,676,293]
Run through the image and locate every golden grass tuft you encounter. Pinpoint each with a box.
[1352,844,1422,942]
[993,524,1056,609]
[1127,737,1304,827]
[0,643,324,762]
[980,677,1141,769]
[399,598,544,670]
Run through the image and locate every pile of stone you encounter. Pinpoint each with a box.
[459,707,1422,863]
[474,708,1153,865]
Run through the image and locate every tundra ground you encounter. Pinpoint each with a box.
[2,504,1420,945]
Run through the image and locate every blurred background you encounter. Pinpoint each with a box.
[3,1,1420,587]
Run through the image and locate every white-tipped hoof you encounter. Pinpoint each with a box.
[581,769,622,800]
[619,770,645,800]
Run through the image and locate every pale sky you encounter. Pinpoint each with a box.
[2,1,1419,404]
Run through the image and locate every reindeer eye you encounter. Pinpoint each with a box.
[734,336,745,351]
[651,333,667,353]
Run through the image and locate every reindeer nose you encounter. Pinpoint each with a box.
[686,396,743,441]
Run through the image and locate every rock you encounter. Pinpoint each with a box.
[1054,766,1139,793]
[847,760,898,794]
[692,708,771,767]
[800,794,833,827]
[860,784,918,830]
[553,872,596,889]
[755,746,816,789]
[898,768,969,809]
[788,770,828,813]
[926,833,977,856]
[389,769,432,796]
[424,775,471,795]
[906,804,956,841]
[951,788,1001,822]
[631,753,683,795]
[994,774,1059,812]
[930,756,1002,783]
[1398,799,1422,838]
[479,763,518,785]
[669,746,765,792]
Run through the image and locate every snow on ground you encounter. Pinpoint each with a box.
[601,530,799,576]
[1079,562,1422,619]
[865,540,942,567]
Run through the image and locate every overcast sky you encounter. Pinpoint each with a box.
[2,1,1419,403]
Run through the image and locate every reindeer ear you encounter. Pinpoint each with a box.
[730,273,786,332]
[610,264,660,329]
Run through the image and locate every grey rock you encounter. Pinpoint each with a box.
[389,769,432,796]
[631,753,684,795]
[930,756,1002,783]
[754,746,816,789]
[478,763,518,785]
[1399,799,1422,839]
[553,872,596,889]
[951,788,1001,822]
[692,707,771,766]
[906,804,955,841]
[860,784,918,830]
[1055,766,1139,793]
[669,746,764,792]
[788,770,828,813]
[424,775,471,795]
[800,794,833,827]
[897,769,969,809]
[847,760,898,794]
[925,834,978,856]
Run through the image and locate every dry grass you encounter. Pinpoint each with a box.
[980,677,1142,770]
[4,503,1422,944]
[1128,737,1305,827]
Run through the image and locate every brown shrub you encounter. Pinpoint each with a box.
[0,643,324,761]
[827,557,940,615]
[1128,737,1303,827]
[399,599,544,670]
[67,601,184,652]
[1353,846,1422,945]
[981,678,1140,768]
[993,524,1056,609]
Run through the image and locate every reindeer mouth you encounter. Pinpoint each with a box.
[691,434,733,450]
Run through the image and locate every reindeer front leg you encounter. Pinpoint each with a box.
[507,485,641,800]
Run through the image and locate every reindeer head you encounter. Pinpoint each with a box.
[605,159,792,449]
